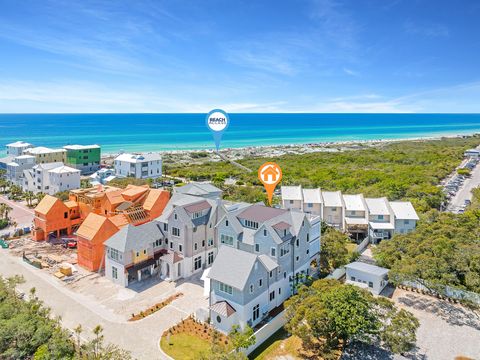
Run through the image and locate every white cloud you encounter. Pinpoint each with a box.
[404,20,450,38]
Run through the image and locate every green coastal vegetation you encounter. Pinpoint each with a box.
[284,279,419,359]
[0,276,131,359]
[374,191,480,295]
[167,136,480,212]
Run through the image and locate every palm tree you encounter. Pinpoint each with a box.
[0,178,8,193]
[35,192,46,205]
[3,205,12,221]
[0,203,7,219]
[23,191,35,207]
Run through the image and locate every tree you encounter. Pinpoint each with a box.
[381,309,420,354]
[319,228,350,273]
[24,191,35,207]
[229,325,255,353]
[285,279,419,358]
[35,192,46,205]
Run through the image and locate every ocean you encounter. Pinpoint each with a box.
[1,113,480,156]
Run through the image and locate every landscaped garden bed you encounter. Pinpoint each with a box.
[160,316,231,360]
[129,292,183,321]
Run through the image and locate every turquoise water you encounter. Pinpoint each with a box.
[1,113,480,155]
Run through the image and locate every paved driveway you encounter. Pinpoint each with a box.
[0,249,207,359]
[0,195,34,231]
[393,289,480,360]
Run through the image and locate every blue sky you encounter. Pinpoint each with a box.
[0,0,479,113]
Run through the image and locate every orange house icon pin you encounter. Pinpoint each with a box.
[260,165,280,184]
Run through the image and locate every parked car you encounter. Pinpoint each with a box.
[62,238,77,249]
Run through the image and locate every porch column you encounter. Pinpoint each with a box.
[138,270,142,281]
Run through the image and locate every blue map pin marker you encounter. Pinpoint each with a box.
[206,109,229,151]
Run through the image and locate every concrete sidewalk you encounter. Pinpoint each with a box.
[0,249,200,359]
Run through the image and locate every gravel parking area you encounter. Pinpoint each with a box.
[392,289,480,360]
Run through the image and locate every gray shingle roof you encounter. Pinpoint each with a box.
[208,246,261,290]
[104,221,164,252]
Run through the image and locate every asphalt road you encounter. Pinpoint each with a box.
[0,196,34,234]
[447,163,480,212]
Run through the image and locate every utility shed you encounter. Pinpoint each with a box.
[345,261,389,295]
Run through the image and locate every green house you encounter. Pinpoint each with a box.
[64,145,101,175]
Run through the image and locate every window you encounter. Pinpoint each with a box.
[174,213,177,220]
[226,220,229,226]
[64,212,68,219]
[263,229,267,236]
[192,211,202,219]
[194,243,198,251]
[271,248,276,257]
[296,256,299,262]
[194,256,202,270]
[289,200,294,204]
[278,288,281,295]
[255,244,260,252]
[112,266,118,279]
[220,234,234,246]
[244,220,258,229]
[208,238,214,246]
[216,315,221,323]
[296,238,299,247]
[351,276,356,281]
[378,215,384,220]
[253,304,260,321]
[404,219,410,225]
[269,271,273,278]
[136,251,139,257]
[169,242,173,249]
[351,210,356,216]
[368,281,373,288]
[307,233,310,242]
[284,229,287,237]
[179,244,183,252]
[110,248,120,261]
[208,251,214,265]
[172,227,180,237]
[269,291,275,301]
[143,249,147,255]
[202,240,205,247]
[219,282,233,295]
[307,203,313,208]
[258,278,263,287]
[163,223,168,231]
[249,284,254,294]
[332,208,337,212]
[280,243,290,257]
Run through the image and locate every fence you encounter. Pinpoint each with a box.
[243,310,287,356]
[356,236,370,253]
[402,280,480,305]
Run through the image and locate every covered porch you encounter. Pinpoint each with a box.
[368,221,394,244]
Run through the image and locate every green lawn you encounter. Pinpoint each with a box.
[160,333,211,360]
[248,328,302,360]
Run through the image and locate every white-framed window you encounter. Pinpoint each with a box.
[269,291,275,301]
[174,213,177,220]
[226,220,229,226]
[219,282,233,295]
[249,284,254,294]
[194,243,198,251]
[192,211,202,219]
[220,234,234,246]
[245,220,259,229]
[258,278,263,287]
[208,251,214,265]
[253,304,260,321]
[280,243,290,256]
[289,200,294,204]
[263,229,267,236]
[194,256,202,270]
[208,238,214,246]
[172,227,180,237]
[271,248,276,257]
[404,219,410,225]
[110,248,121,261]
[378,215,384,220]
[112,266,118,279]
[179,244,183,252]
[255,244,260,252]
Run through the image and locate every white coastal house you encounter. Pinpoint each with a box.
[390,201,420,234]
[345,261,389,295]
[89,168,116,186]
[280,186,419,243]
[6,141,33,156]
[114,153,162,179]
[6,155,36,185]
[23,163,80,195]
